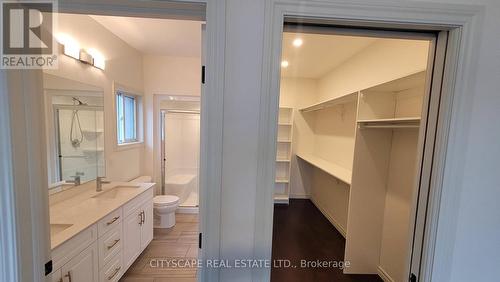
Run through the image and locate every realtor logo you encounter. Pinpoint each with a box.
[1,0,57,69]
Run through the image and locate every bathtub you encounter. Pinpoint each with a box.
[165,173,196,204]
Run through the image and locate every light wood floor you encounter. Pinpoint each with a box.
[120,213,199,282]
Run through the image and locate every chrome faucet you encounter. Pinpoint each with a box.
[67,175,81,186]
[96,176,111,192]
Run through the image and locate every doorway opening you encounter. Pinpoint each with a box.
[42,9,205,282]
[160,96,201,213]
[271,22,444,282]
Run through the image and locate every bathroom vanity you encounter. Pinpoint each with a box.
[49,181,154,282]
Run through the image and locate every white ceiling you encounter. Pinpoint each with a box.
[91,15,202,57]
[281,32,377,79]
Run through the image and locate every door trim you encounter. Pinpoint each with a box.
[256,1,483,281]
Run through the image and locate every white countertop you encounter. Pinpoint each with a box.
[49,181,155,250]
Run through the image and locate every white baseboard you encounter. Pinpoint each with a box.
[289,194,310,199]
[310,197,346,238]
[177,206,199,214]
[377,265,395,282]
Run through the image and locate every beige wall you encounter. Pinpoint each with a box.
[142,55,201,188]
[318,39,429,102]
[279,78,316,197]
[43,13,144,181]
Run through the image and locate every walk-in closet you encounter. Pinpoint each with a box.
[272,28,435,282]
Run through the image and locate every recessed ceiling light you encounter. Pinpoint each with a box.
[292,38,303,47]
[281,60,289,68]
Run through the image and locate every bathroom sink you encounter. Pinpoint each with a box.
[50,223,73,236]
[92,186,139,199]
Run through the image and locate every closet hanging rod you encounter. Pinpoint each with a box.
[165,110,200,114]
[359,124,420,129]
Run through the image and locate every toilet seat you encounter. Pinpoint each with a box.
[154,195,180,207]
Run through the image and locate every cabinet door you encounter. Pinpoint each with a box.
[51,268,61,282]
[140,200,154,249]
[123,209,142,269]
[60,242,98,282]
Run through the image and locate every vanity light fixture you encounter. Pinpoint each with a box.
[87,48,106,70]
[79,50,93,65]
[292,38,303,47]
[56,33,80,59]
[281,60,289,68]
[56,33,106,70]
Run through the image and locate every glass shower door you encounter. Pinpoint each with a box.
[162,110,200,207]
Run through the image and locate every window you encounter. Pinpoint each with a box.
[116,92,138,144]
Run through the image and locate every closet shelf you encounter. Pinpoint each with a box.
[299,92,358,113]
[296,153,352,185]
[276,158,291,163]
[275,178,289,183]
[278,123,292,126]
[274,193,289,204]
[357,117,420,129]
[277,139,292,143]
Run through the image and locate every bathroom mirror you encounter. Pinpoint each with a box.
[43,73,105,190]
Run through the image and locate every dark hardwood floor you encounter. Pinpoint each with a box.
[271,199,383,282]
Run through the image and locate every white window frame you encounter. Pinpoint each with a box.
[113,82,144,151]
[116,91,139,144]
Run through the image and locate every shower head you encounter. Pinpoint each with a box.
[72,97,87,106]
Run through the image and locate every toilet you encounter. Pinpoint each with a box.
[129,175,195,229]
[153,195,180,228]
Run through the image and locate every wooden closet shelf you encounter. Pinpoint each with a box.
[274,193,289,204]
[296,153,352,185]
[357,117,421,129]
[275,178,289,183]
[299,92,358,113]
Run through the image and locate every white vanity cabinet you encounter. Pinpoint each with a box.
[50,187,154,282]
[123,191,154,269]
[60,242,99,282]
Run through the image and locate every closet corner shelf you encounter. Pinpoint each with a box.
[275,178,289,184]
[274,194,289,204]
[296,153,352,185]
[299,92,358,113]
[357,117,421,129]
[82,130,104,135]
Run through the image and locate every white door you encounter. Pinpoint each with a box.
[141,200,154,249]
[123,210,142,269]
[60,242,98,282]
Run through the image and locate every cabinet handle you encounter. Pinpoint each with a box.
[107,239,120,250]
[141,210,145,224]
[138,212,143,225]
[107,266,121,280]
[64,271,72,282]
[106,216,120,226]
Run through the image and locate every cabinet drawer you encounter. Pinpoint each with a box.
[97,208,122,237]
[123,188,154,217]
[52,224,97,271]
[98,223,122,268]
[99,253,123,282]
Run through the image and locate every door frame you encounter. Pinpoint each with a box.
[2,0,225,281]
[160,106,201,198]
[255,1,483,281]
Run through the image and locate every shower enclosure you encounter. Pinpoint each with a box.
[54,100,104,183]
[161,108,200,210]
